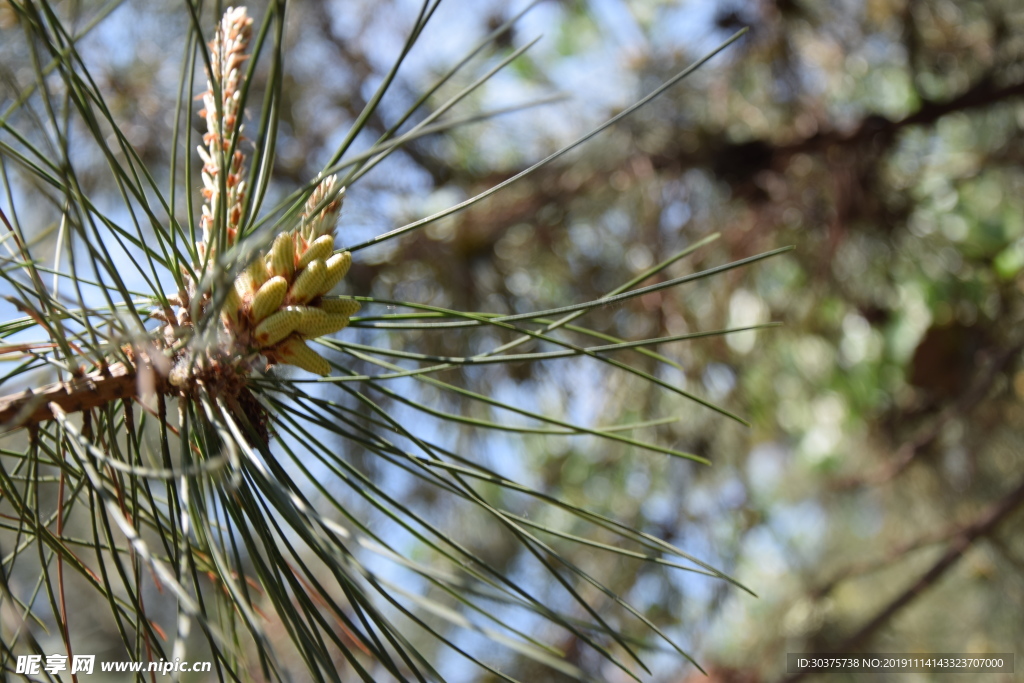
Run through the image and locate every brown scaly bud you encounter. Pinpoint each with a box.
[299,174,344,244]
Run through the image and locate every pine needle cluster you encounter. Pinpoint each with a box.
[0,2,779,680]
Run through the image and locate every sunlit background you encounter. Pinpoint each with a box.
[2,0,1023,681]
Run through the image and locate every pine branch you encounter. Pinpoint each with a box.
[0,358,166,428]
[779,475,1024,683]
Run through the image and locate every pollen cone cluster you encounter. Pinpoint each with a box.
[180,6,358,380]
[223,175,359,376]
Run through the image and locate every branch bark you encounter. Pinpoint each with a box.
[778,475,1024,683]
[0,361,165,429]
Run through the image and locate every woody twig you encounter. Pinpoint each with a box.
[0,359,168,430]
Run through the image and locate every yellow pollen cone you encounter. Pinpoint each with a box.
[267,233,295,278]
[297,311,350,338]
[250,275,288,323]
[246,259,269,289]
[320,298,361,316]
[221,284,242,325]
[234,270,256,301]
[253,308,300,346]
[297,234,334,270]
[319,252,352,295]
[289,259,326,304]
[291,306,327,336]
[278,338,330,376]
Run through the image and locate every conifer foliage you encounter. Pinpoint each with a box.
[0,3,772,680]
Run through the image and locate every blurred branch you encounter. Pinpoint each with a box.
[397,70,1024,239]
[694,73,1024,196]
[811,516,979,600]
[766,73,1024,158]
[848,477,1024,642]
[779,474,1024,683]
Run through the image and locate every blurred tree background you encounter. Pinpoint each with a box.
[2,0,1023,681]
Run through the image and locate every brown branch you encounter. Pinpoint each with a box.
[839,475,1024,646]
[0,361,167,429]
[810,524,959,600]
[778,475,1024,683]
[647,75,1024,198]
[787,76,1024,151]
[891,76,1024,131]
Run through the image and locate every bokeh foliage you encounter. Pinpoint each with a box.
[286,1,1024,680]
